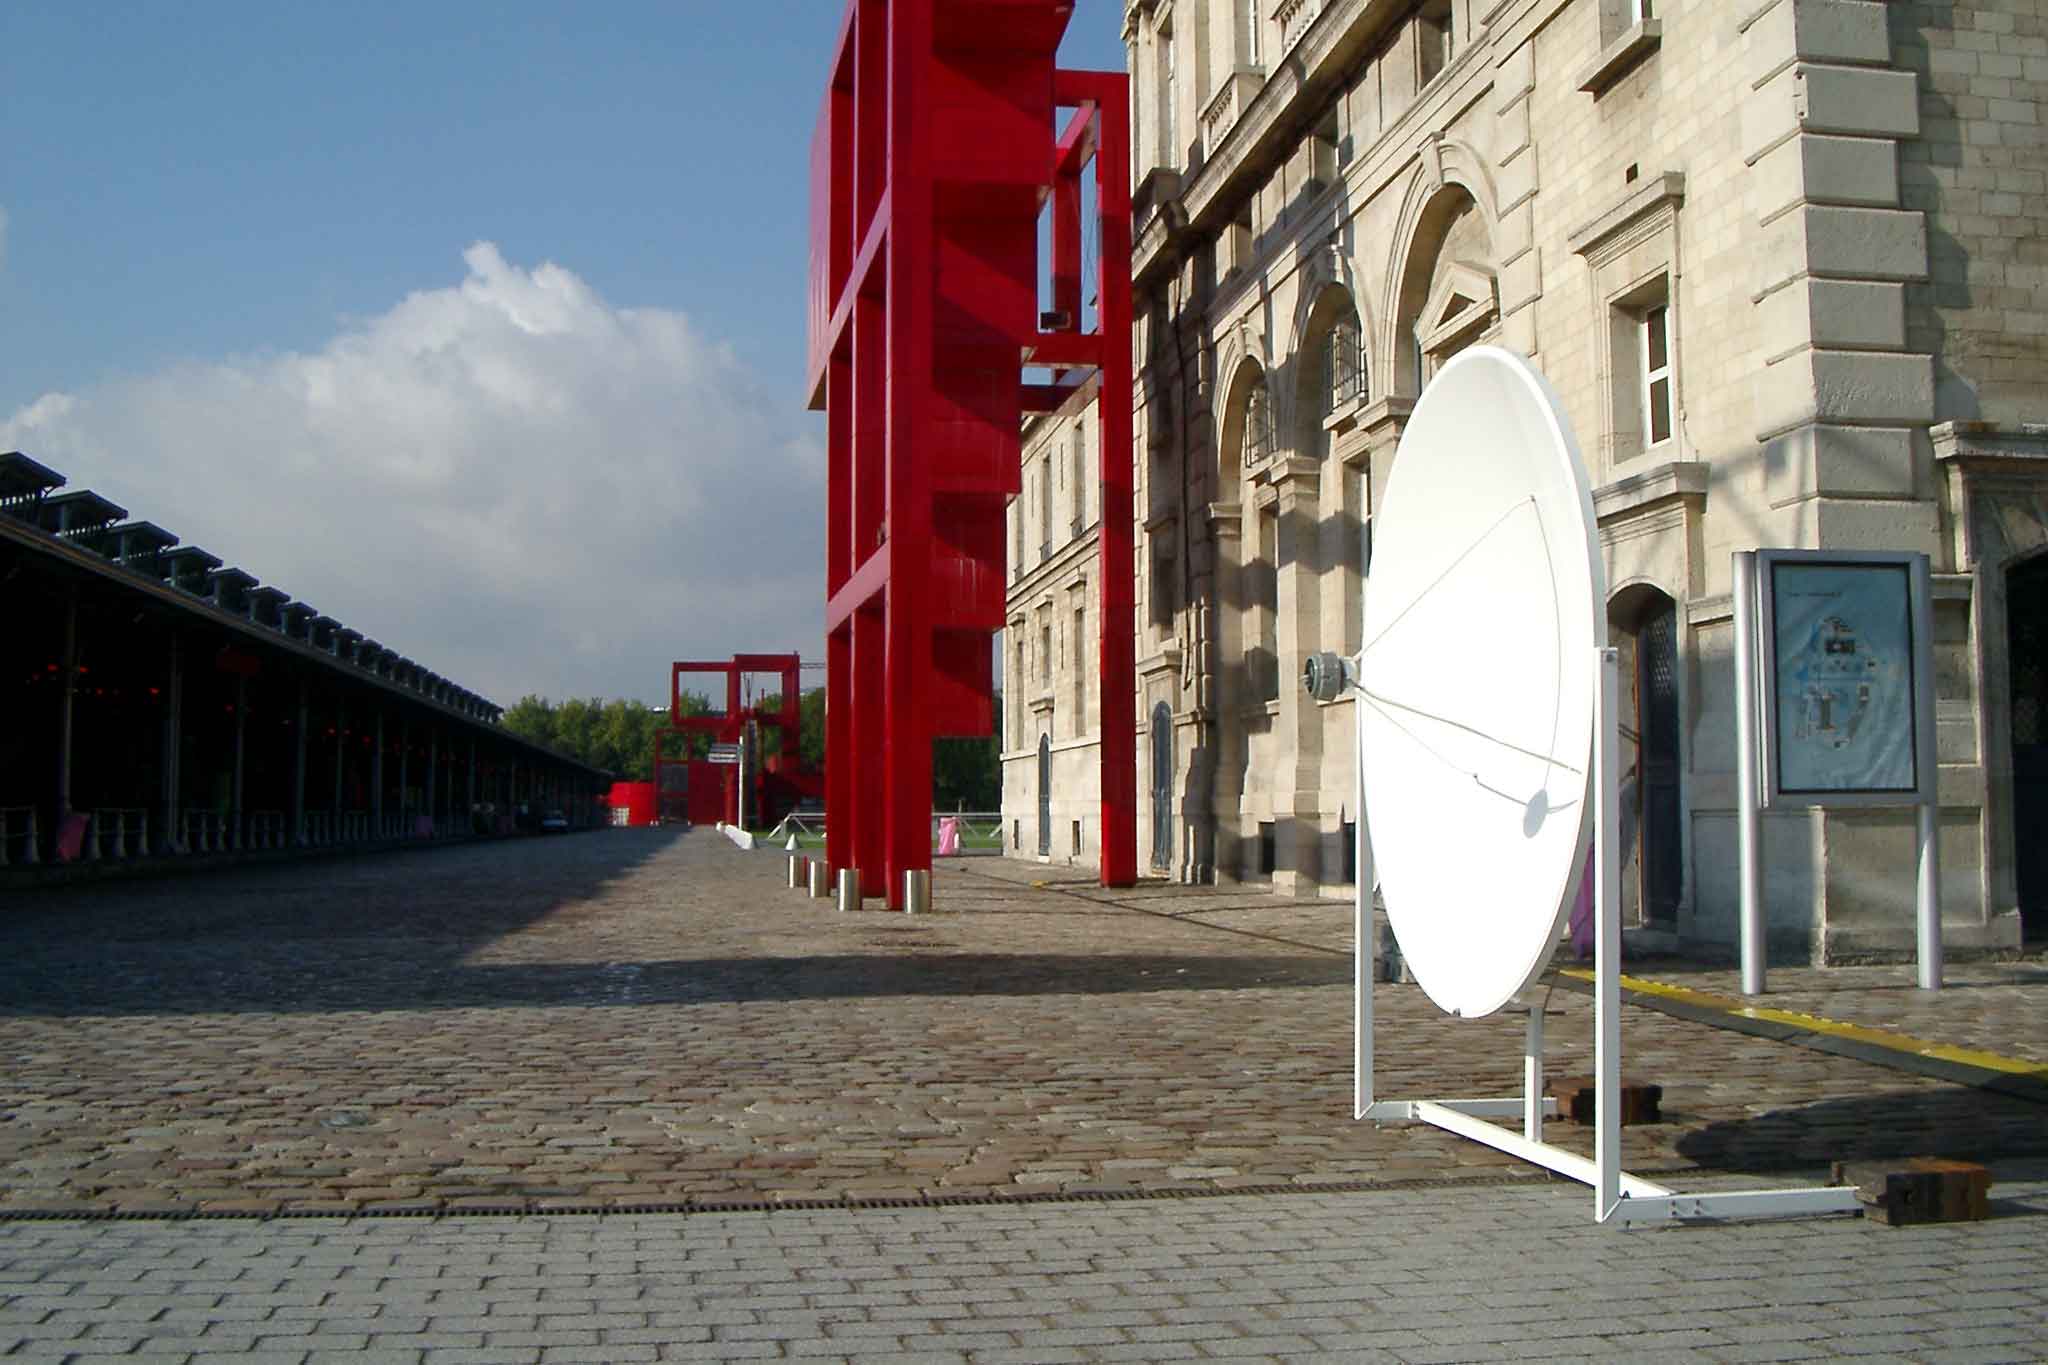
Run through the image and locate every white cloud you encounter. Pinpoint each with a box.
[2,243,825,705]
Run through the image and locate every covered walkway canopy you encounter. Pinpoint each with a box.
[1,451,609,869]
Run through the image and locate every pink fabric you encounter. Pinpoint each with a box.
[936,817,960,857]
[1569,845,1595,960]
[56,812,89,863]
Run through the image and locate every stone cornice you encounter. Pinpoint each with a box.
[1931,420,2048,466]
[1568,172,1686,261]
[1593,459,1708,525]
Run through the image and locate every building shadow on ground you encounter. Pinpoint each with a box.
[1674,1086,2048,1174]
[0,947,1351,1017]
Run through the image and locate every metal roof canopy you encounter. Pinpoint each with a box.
[41,490,129,536]
[0,451,65,506]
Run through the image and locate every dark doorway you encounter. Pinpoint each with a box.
[2008,556,2048,939]
[1150,702,1174,872]
[1036,734,1051,858]
[1614,589,1683,927]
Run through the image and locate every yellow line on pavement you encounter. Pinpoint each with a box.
[1558,967,2048,1079]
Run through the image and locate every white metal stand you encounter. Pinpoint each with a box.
[1355,647,1864,1224]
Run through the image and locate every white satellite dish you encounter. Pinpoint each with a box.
[1360,347,1605,1018]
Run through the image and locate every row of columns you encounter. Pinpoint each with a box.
[38,596,601,862]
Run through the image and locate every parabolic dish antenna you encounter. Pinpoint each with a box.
[1361,346,1605,1018]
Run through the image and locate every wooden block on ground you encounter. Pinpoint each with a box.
[1840,1157,1992,1226]
[1547,1077,1663,1125]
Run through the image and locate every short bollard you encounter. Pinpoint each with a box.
[835,868,860,913]
[787,852,805,888]
[903,868,931,915]
[809,861,832,898]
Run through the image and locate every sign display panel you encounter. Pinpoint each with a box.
[1754,551,1932,809]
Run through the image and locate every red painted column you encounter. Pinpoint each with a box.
[880,0,935,911]
[854,606,887,898]
[1093,76,1137,888]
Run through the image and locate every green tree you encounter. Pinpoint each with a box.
[755,687,826,769]
[932,690,1000,810]
[501,695,558,751]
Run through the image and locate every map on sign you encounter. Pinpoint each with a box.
[1769,560,1916,795]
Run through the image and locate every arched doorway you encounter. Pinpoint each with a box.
[1150,702,1174,872]
[2007,556,2048,939]
[1612,587,1683,927]
[1036,734,1052,858]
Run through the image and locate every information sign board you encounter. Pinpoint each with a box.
[1753,550,1933,809]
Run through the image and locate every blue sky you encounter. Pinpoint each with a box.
[2,2,1126,703]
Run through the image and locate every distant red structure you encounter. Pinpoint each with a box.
[660,654,821,829]
[606,781,657,827]
[805,0,1134,908]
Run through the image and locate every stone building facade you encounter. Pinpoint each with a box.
[1003,0,2048,960]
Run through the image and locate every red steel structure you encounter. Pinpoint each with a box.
[806,0,1134,908]
[665,654,806,826]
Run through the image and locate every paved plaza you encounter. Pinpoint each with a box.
[3,828,2047,1360]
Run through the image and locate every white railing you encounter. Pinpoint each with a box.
[244,811,287,850]
[181,809,230,854]
[768,811,825,842]
[0,806,38,866]
[87,808,149,860]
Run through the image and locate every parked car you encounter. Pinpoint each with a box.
[540,810,569,833]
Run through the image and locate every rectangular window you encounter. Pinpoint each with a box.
[1419,0,1453,84]
[1072,819,1083,856]
[1161,25,1178,168]
[1070,427,1086,537]
[1073,606,1087,736]
[1150,549,1176,635]
[1246,0,1261,66]
[1255,505,1280,702]
[1040,623,1051,682]
[1039,458,1053,563]
[1325,318,1366,410]
[1012,503,1023,580]
[1642,303,1672,447]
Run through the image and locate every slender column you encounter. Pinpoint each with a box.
[826,624,852,884]
[332,697,346,829]
[160,632,184,853]
[291,677,308,846]
[372,711,385,830]
[466,738,477,828]
[397,717,410,826]
[1595,646,1622,1221]
[426,729,439,834]
[231,675,247,848]
[57,590,78,828]
[1091,68,1136,889]
[879,0,934,910]
[1732,552,1766,994]
[1911,554,1943,990]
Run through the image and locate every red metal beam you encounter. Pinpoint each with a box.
[808,0,1133,906]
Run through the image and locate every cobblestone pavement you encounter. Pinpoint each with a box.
[1,830,2045,1215]
[3,1178,2046,1362]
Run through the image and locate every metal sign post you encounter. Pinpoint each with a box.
[1733,550,1941,993]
